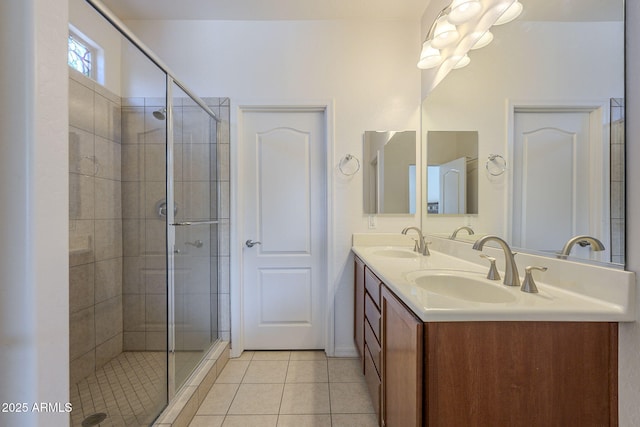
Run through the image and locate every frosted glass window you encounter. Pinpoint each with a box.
[68,34,93,77]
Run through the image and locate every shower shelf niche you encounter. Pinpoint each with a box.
[69,234,92,255]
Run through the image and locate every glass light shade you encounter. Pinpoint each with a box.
[431,17,459,49]
[470,31,493,50]
[494,0,523,25]
[452,54,471,69]
[448,0,482,25]
[417,41,442,69]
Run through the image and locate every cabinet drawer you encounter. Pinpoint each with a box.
[364,267,381,308]
[365,319,381,376]
[365,293,381,340]
[364,344,381,426]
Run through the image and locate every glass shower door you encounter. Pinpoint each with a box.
[168,82,219,392]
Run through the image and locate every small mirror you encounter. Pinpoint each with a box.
[363,130,417,214]
[426,131,478,215]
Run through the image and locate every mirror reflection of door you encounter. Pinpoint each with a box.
[439,157,467,214]
[426,131,478,215]
[511,108,609,261]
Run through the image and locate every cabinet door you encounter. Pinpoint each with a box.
[354,256,365,368]
[426,322,618,426]
[382,285,423,427]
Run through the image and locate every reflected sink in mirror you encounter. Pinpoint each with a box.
[405,270,517,304]
[370,247,420,259]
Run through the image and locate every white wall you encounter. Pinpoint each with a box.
[619,1,640,424]
[122,18,422,355]
[0,0,69,426]
[422,20,623,235]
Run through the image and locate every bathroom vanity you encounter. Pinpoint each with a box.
[352,234,634,427]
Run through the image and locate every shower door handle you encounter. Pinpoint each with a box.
[245,240,262,248]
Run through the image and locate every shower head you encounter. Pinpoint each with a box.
[153,108,166,120]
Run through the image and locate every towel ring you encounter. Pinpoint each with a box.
[486,154,507,176]
[339,154,360,176]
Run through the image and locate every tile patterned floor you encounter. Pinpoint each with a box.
[188,351,377,427]
[70,352,166,427]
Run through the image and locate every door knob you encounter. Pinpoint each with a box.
[245,239,262,248]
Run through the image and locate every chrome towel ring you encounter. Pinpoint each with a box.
[339,154,360,176]
[486,154,507,176]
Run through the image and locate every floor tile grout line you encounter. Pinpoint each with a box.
[325,357,334,426]
[274,356,291,423]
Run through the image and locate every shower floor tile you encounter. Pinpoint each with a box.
[70,351,166,427]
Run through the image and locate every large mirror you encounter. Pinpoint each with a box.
[427,131,478,215]
[364,130,417,214]
[421,0,625,266]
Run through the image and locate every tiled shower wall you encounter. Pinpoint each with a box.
[208,98,231,344]
[120,97,231,352]
[69,66,231,384]
[69,66,230,384]
[120,96,169,352]
[69,69,124,385]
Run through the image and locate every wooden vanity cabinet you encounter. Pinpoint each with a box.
[363,266,383,423]
[381,285,423,427]
[354,258,619,427]
[424,321,618,427]
[354,255,383,423]
[354,256,365,367]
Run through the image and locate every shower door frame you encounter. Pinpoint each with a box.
[165,78,222,398]
[166,78,176,398]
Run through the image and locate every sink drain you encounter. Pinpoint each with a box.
[81,412,107,427]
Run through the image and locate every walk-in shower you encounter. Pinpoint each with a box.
[68,1,230,425]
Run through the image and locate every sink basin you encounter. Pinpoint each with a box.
[406,271,517,304]
[370,248,420,259]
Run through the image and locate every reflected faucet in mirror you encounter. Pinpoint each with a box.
[450,226,474,240]
[402,227,430,256]
[472,235,520,287]
[557,235,605,259]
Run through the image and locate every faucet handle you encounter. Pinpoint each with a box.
[479,254,501,281]
[521,266,548,293]
[422,241,432,256]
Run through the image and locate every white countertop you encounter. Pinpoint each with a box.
[352,233,636,322]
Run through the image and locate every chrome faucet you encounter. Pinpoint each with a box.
[450,226,474,240]
[402,227,430,256]
[472,235,520,287]
[557,235,605,259]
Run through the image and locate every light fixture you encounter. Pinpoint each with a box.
[417,0,524,90]
[452,54,471,69]
[448,0,482,25]
[494,0,523,25]
[431,16,459,49]
[417,40,443,69]
[470,30,493,50]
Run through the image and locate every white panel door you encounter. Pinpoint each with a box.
[439,156,466,214]
[512,110,591,254]
[242,109,326,349]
